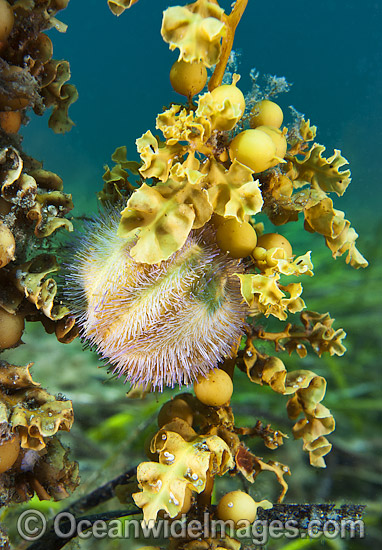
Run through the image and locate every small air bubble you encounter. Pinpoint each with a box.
[169,492,179,506]
[163,451,175,463]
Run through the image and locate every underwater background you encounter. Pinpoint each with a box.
[2,0,381,548]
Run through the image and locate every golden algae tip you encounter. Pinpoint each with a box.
[64,211,247,391]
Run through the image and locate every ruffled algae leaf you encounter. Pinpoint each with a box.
[287,117,317,155]
[12,254,69,320]
[161,0,226,68]
[262,120,368,268]
[196,85,244,131]
[41,60,78,134]
[47,82,78,134]
[133,429,233,522]
[156,104,212,152]
[259,250,314,278]
[0,362,74,451]
[324,216,368,268]
[203,159,263,222]
[304,195,368,268]
[287,377,335,468]
[137,130,186,182]
[118,168,213,263]
[242,347,335,467]
[118,182,196,264]
[99,146,141,205]
[27,191,73,237]
[236,273,305,321]
[287,143,351,196]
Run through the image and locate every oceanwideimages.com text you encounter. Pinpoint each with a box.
[17,509,365,544]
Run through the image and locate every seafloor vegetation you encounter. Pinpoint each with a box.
[3,223,381,549]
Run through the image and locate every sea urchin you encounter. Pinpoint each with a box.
[65,210,247,390]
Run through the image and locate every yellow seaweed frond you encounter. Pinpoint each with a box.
[161,0,226,67]
[287,378,335,468]
[196,85,243,131]
[156,104,212,152]
[137,130,186,182]
[253,248,314,277]
[262,134,367,268]
[325,216,369,268]
[41,60,78,134]
[133,429,233,523]
[118,174,212,263]
[156,87,245,153]
[236,273,305,321]
[242,349,335,467]
[12,254,69,320]
[27,191,73,237]
[100,165,134,204]
[275,251,314,277]
[0,362,74,451]
[304,196,368,268]
[202,159,263,222]
[118,182,195,263]
[297,311,347,356]
[170,152,203,185]
[111,146,141,173]
[299,118,317,143]
[287,143,351,196]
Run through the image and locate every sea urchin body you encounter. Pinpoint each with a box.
[65,211,247,390]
